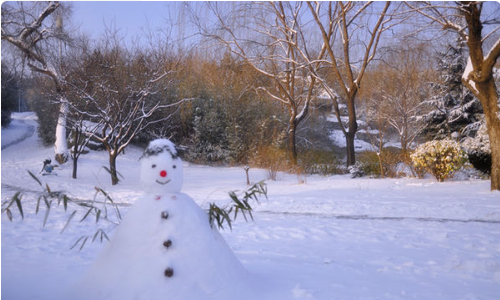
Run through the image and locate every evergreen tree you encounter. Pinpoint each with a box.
[423,39,483,140]
[462,119,491,175]
[1,65,18,127]
[186,99,231,163]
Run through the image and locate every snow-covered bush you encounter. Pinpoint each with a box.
[411,139,468,182]
[348,161,365,178]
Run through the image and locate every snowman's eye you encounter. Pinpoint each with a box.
[173,165,177,169]
[152,164,157,169]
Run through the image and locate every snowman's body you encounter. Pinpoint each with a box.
[72,139,250,300]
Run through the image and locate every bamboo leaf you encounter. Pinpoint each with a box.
[103,230,110,241]
[63,195,69,211]
[6,208,12,221]
[14,193,24,219]
[80,207,93,222]
[230,193,244,208]
[242,197,252,210]
[103,201,108,219]
[102,166,111,174]
[70,236,85,250]
[70,237,83,250]
[102,230,110,242]
[115,205,122,221]
[79,236,89,251]
[102,167,124,181]
[43,201,52,228]
[241,208,249,222]
[3,192,20,212]
[27,170,42,187]
[248,209,254,221]
[224,211,232,231]
[92,230,100,243]
[92,188,99,202]
[95,186,121,220]
[61,211,77,234]
[96,209,101,223]
[36,196,42,214]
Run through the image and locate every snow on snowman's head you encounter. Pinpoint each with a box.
[140,139,183,194]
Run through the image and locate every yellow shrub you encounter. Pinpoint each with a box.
[410,139,468,182]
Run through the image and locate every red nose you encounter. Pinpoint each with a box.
[160,170,167,177]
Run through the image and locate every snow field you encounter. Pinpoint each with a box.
[2,113,500,299]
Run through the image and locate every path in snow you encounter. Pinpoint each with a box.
[1,113,36,150]
[259,211,500,224]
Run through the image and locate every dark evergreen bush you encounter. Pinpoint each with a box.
[26,80,59,146]
[1,65,19,128]
[467,150,491,175]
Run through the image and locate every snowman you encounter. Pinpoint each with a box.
[70,139,256,300]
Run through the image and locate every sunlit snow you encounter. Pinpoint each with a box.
[2,113,500,300]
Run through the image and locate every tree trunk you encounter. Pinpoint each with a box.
[476,79,500,190]
[400,135,407,155]
[345,132,356,167]
[109,153,119,185]
[378,152,384,178]
[54,101,69,164]
[487,120,500,191]
[71,128,80,179]
[72,155,78,179]
[288,120,298,164]
[461,2,500,191]
[346,95,358,167]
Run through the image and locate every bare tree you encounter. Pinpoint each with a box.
[197,2,323,163]
[65,42,186,185]
[67,114,99,180]
[363,98,390,177]
[2,1,71,163]
[371,39,435,154]
[307,1,403,166]
[407,1,500,190]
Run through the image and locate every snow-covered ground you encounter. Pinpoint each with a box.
[2,112,500,300]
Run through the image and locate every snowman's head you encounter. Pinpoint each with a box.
[140,139,183,194]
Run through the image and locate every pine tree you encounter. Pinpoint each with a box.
[423,38,483,140]
[186,100,231,163]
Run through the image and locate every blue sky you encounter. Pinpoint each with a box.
[71,1,188,42]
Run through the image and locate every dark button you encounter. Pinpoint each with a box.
[163,240,172,248]
[164,268,174,277]
[161,211,169,219]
